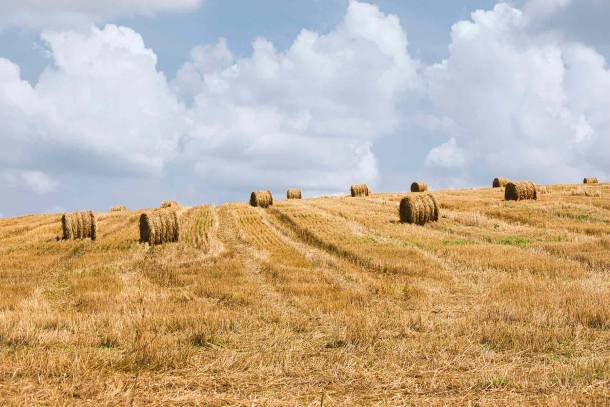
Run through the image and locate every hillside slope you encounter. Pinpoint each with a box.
[0,185,609,405]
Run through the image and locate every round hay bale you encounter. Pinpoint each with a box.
[350,184,370,197]
[160,200,179,209]
[505,181,537,201]
[411,182,429,192]
[111,205,128,212]
[61,211,97,240]
[250,191,274,208]
[399,193,440,225]
[287,188,302,200]
[493,177,511,188]
[583,177,599,184]
[139,209,180,245]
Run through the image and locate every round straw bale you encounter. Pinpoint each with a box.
[399,193,440,225]
[583,177,599,184]
[350,184,370,197]
[111,205,128,212]
[61,211,97,240]
[493,177,511,188]
[250,191,274,208]
[287,188,302,200]
[139,209,180,245]
[505,181,537,201]
[160,200,179,209]
[411,182,429,192]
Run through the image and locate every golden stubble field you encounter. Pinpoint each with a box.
[0,184,608,405]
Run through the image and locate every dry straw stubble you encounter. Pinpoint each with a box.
[287,189,302,200]
[61,211,97,240]
[583,177,599,184]
[411,182,429,192]
[139,209,180,245]
[505,181,537,201]
[399,193,440,225]
[493,177,511,188]
[250,191,274,208]
[350,184,370,197]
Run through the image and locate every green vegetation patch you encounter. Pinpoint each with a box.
[498,236,532,247]
[442,239,473,246]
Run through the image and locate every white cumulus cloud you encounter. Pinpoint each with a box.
[1,169,57,194]
[423,3,610,184]
[174,0,419,191]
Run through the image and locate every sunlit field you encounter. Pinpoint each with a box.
[0,184,609,405]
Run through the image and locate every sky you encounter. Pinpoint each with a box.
[1,0,609,216]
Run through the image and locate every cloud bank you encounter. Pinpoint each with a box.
[0,0,609,215]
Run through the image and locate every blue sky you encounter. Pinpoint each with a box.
[0,0,609,216]
[3,1,510,82]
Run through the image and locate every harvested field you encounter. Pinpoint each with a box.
[0,184,609,405]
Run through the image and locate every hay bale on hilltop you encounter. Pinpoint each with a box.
[139,209,180,245]
[350,184,370,197]
[411,182,429,192]
[505,181,537,201]
[62,211,97,241]
[111,205,128,212]
[399,193,440,225]
[250,191,274,208]
[493,177,511,188]
[583,177,599,184]
[287,188,302,200]
[160,200,179,209]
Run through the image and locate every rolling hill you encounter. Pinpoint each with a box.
[0,184,609,405]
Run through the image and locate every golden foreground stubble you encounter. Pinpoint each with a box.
[0,183,609,405]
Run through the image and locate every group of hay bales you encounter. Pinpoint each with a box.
[249,188,304,208]
[61,200,182,245]
[61,175,603,244]
[400,182,439,225]
[494,176,601,201]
